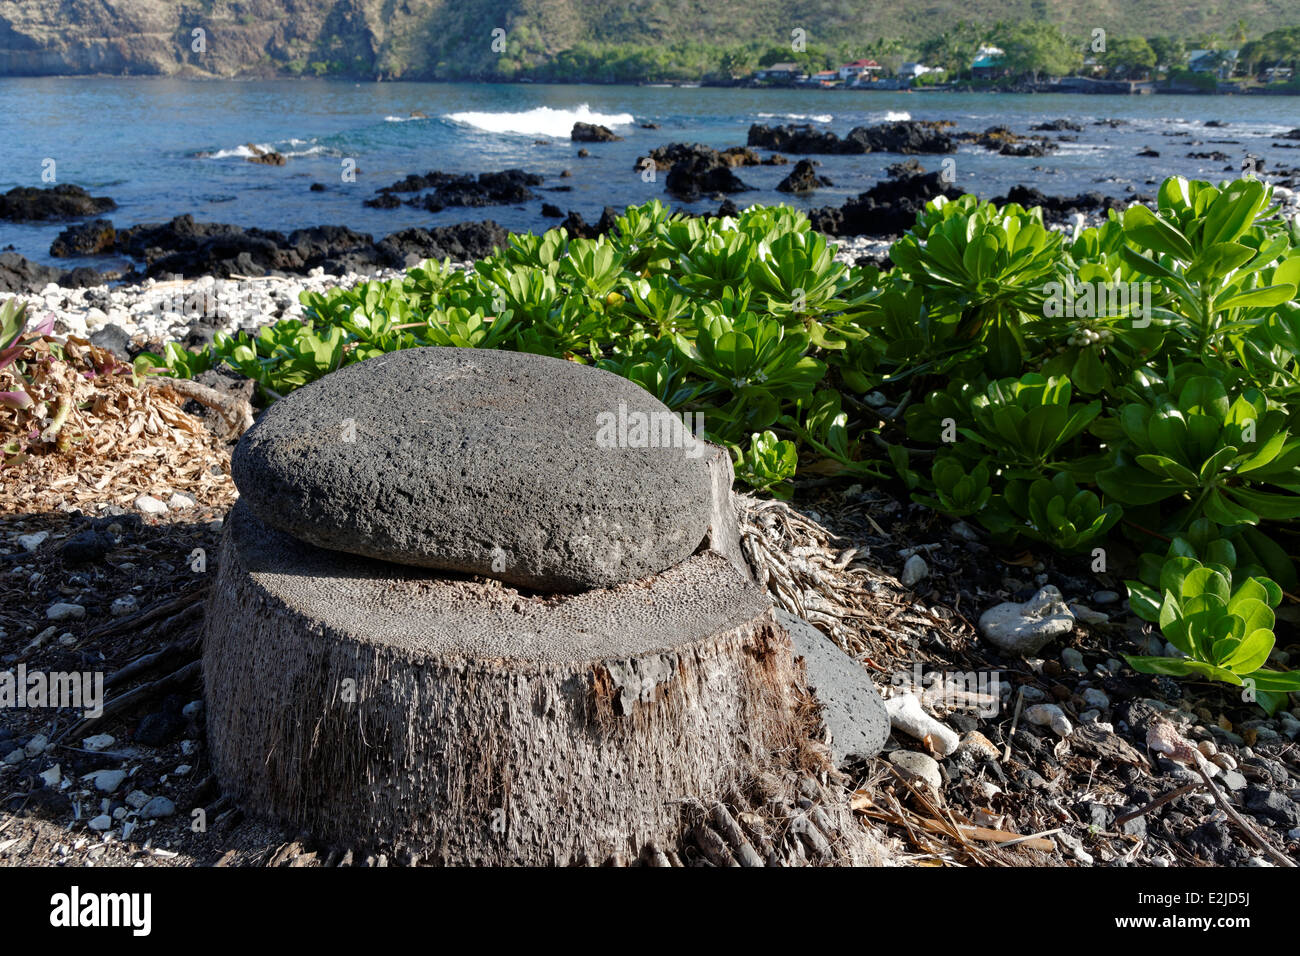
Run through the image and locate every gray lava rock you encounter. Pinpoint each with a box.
[979,586,1075,655]
[232,347,717,592]
[140,796,176,819]
[1245,787,1300,827]
[778,609,888,764]
[887,750,943,790]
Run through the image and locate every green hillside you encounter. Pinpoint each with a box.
[0,0,1295,79]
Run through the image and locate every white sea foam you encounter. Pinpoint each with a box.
[757,112,834,122]
[445,104,636,137]
[204,143,272,159]
[881,110,912,122]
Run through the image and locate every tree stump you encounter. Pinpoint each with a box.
[203,501,810,865]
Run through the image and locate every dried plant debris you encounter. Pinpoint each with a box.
[739,489,1300,867]
[2,334,238,515]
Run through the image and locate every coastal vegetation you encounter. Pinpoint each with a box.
[104,174,1300,710]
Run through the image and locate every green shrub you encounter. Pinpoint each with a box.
[139,176,1300,711]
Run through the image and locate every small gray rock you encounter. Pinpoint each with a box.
[124,790,151,810]
[2,748,24,765]
[45,602,86,622]
[900,554,929,587]
[1082,688,1110,710]
[888,750,943,790]
[109,595,138,617]
[140,796,176,820]
[81,733,114,752]
[1092,590,1120,605]
[1070,604,1109,625]
[93,769,127,793]
[778,609,888,764]
[1062,648,1087,672]
[87,814,113,832]
[979,586,1075,655]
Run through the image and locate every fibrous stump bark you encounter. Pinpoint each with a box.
[204,501,815,865]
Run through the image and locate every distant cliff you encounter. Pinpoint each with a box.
[0,0,1294,80]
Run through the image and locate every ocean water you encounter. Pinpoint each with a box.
[2,77,1298,267]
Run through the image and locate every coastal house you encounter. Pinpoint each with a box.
[898,62,939,80]
[838,58,882,82]
[1187,49,1239,78]
[971,45,1006,79]
[754,62,803,83]
[798,70,840,87]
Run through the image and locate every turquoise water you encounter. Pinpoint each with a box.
[2,78,1297,265]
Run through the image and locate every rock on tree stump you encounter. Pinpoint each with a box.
[204,501,806,865]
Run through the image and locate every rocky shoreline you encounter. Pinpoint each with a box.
[3,117,1299,363]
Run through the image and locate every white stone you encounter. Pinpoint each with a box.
[82,733,115,752]
[884,693,960,756]
[110,595,138,617]
[167,492,196,511]
[134,495,167,515]
[88,815,113,832]
[17,531,49,552]
[979,587,1075,655]
[900,554,929,588]
[46,602,86,622]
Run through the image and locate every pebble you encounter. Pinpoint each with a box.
[140,796,176,819]
[124,790,150,810]
[1210,752,1237,771]
[1019,686,1046,703]
[2,748,23,765]
[956,731,1000,762]
[1025,703,1073,737]
[1092,590,1120,605]
[950,521,979,542]
[17,531,49,552]
[167,492,196,511]
[182,699,204,719]
[979,586,1075,655]
[1082,688,1110,710]
[134,495,167,515]
[109,595,138,617]
[87,815,113,832]
[1221,770,1248,791]
[23,734,48,757]
[82,733,115,752]
[45,602,86,622]
[1061,648,1087,672]
[40,764,62,787]
[900,554,929,587]
[93,769,127,793]
[1070,604,1109,625]
[887,750,943,790]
